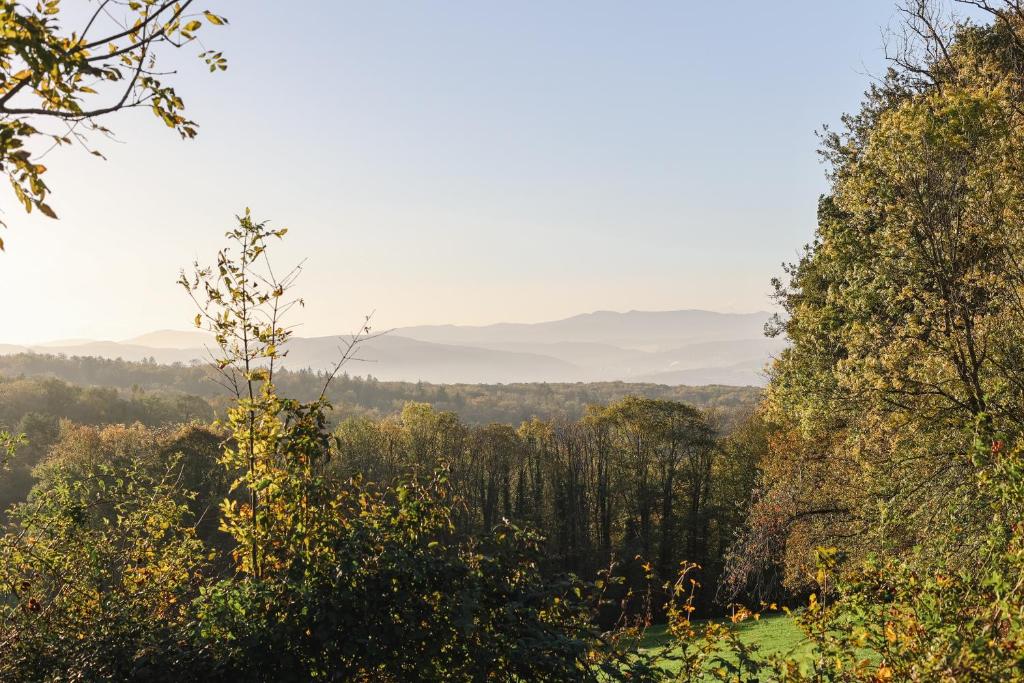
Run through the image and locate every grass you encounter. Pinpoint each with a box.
[638,614,815,673]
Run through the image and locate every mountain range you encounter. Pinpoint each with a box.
[3,310,784,386]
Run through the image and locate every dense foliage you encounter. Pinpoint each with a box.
[0,375,213,513]
[705,2,1024,680]
[0,421,612,681]
[332,399,759,616]
[727,0,1024,597]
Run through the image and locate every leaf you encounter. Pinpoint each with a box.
[184,20,202,32]
[194,314,202,328]
[37,203,58,219]
[203,11,226,25]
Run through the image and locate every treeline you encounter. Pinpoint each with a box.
[0,375,213,514]
[0,369,760,595]
[0,352,759,425]
[0,415,612,680]
[331,399,761,613]
[3,395,756,614]
[0,375,213,429]
[0,368,758,616]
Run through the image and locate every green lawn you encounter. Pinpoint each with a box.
[638,614,815,673]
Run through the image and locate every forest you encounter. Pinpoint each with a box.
[0,353,761,425]
[4,0,1024,680]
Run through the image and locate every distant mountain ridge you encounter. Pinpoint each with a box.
[396,309,772,351]
[122,329,214,349]
[3,310,782,386]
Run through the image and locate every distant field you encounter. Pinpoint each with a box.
[639,615,814,674]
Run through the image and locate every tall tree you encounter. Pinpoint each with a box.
[733,0,1024,594]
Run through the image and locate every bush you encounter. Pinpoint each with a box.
[0,455,208,681]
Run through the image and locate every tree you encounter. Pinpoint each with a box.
[726,0,1024,598]
[0,428,22,467]
[180,209,376,578]
[0,444,209,681]
[0,0,228,244]
[596,398,716,583]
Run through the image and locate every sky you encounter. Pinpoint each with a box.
[1,1,919,343]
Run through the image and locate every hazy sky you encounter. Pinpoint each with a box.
[3,1,912,343]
